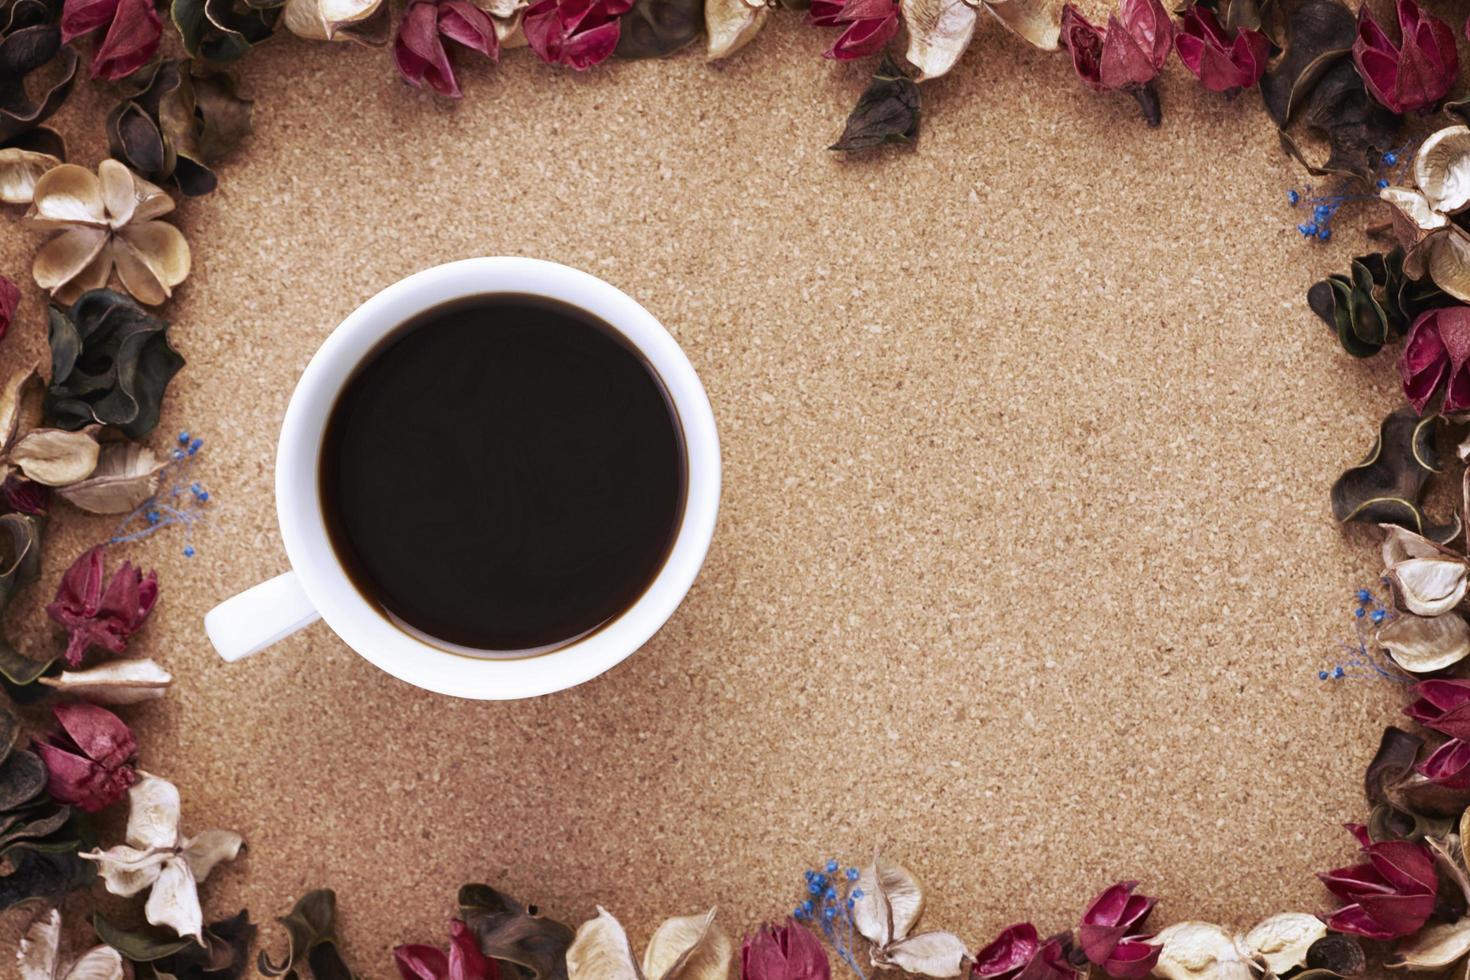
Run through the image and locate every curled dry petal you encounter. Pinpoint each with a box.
[982,0,1059,50]
[17,907,61,980]
[1386,917,1470,969]
[55,441,165,514]
[852,855,923,948]
[1078,881,1154,965]
[40,658,172,703]
[146,856,203,941]
[1379,610,1470,672]
[1390,556,1469,616]
[1416,126,1470,215]
[971,924,1074,980]
[1150,923,1251,980]
[877,932,968,977]
[46,544,159,667]
[1352,0,1457,114]
[1237,914,1325,976]
[36,700,137,812]
[643,909,731,980]
[741,921,830,980]
[8,426,99,486]
[1331,408,1459,543]
[704,0,765,58]
[282,0,385,39]
[0,147,62,204]
[0,364,43,452]
[1405,679,1470,738]
[1319,827,1438,939]
[901,0,974,80]
[567,909,641,980]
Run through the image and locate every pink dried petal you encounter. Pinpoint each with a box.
[808,0,844,25]
[46,547,158,667]
[1367,839,1437,894]
[53,701,135,768]
[1060,5,1106,90]
[1,476,49,516]
[1353,0,1457,112]
[523,0,624,68]
[1401,308,1456,412]
[59,0,118,42]
[35,703,137,813]
[1406,680,1470,738]
[1176,5,1267,90]
[1325,903,1398,940]
[1014,939,1077,980]
[1116,0,1171,69]
[395,945,449,980]
[90,0,162,81]
[447,920,493,980]
[1102,939,1162,979]
[1079,882,1156,966]
[973,925,1041,980]
[439,0,497,58]
[395,1,460,96]
[825,10,897,59]
[1355,890,1437,937]
[742,921,831,980]
[560,18,621,68]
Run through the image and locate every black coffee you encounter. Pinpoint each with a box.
[320,294,686,652]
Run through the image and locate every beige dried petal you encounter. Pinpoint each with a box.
[116,221,190,305]
[52,248,115,309]
[63,946,125,980]
[1388,918,1470,970]
[1384,524,1457,565]
[56,442,165,514]
[981,0,1060,50]
[10,427,100,486]
[1378,611,1470,672]
[282,0,383,37]
[182,828,243,883]
[32,226,108,294]
[877,932,970,978]
[0,148,63,205]
[1383,187,1449,243]
[902,0,976,80]
[126,773,183,850]
[80,844,168,897]
[1416,126,1470,215]
[567,908,641,980]
[1237,914,1325,976]
[145,857,204,941]
[0,365,44,453]
[853,854,924,947]
[473,0,521,19]
[28,164,105,227]
[40,658,173,704]
[98,159,138,227]
[705,0,766,59]
[1427,229,1470,303]
[18,907,61,980]
[1391,557,1470,616]
[1153,923,1252,980]
[644,909,730,980]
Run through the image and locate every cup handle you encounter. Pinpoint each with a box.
[205,571,322,662]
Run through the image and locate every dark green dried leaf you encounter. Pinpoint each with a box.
[830,55,920,153]
[0,748,44,811]
[172,0,278,62]
[0,842,92,910]
[0,512,42,617]
[1331,407,1459,542]
[2,124,64,157]
[1260,0,1355,127]
[0,642,54,688]
[259,890,356,980]
[96,913,200,963]
[615,0,703,57]
[155,910,255,980]
[0,0,78,144]
[1308,248,1450,357]
[1277,58,1401,180]
[0,805,70,852]
[0,704,15,765]
[459,884,573,980]
[45,289,185,440]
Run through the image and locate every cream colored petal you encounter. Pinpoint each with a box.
[28,164,106,226]
[1236,914,1325,977]
[981,0,1059,50]
[1428,229,1470,303]
[98,159,138,227]
[282,0,331,39]
[40,659,173,704]
[877,932,970,978]
[705,0,766,59]
[62,946,125,980]
[1152,923,1251,980]
[902,0,976,80]
[79,844,169,897]
[1383,524,1457,565]
[51,248,116,308]
[853,855,924,947]
[182,828,243,883]
[566,908,641,980]
[18,907,61,980]
[1416,126,1470,215]
[9,427,100,486]
[498,16,526,45]
[1391,557,1470,617]
[1378,611,1470,673]
[0,365,44,453]
[473,0,521,19]
[125,773,183,850]
[55,442,165,514]
[129,175,175,223]
[0,148,63,206]
[145,857,204,942]
[119,221,190,288]
[1381,186,1449,235]
[32,227,107,293]
[1387,918,1470,970]
[643,909,730,980]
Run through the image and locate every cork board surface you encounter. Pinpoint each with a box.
[0,8,1432,973]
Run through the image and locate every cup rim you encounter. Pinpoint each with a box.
[275,257,721,700]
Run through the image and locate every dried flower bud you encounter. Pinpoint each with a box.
[394,0,498,98]
[1174,5,1268,92]
[522,0,632,69]
[1406,680,1470,739]
[741,920,830,980]
[60,0,162,80]
[1077,882,1160,979]
[33,700,136,812]
[1317,823,1437,939]
[1059,0,1172,92]
[45,545,158,667]
[396,919,496,980]
[1417,737,1470,788]
[809,0,898,60]
[1353,0,1458,114]
[1402,307,1470,414]
[972,925,1076,980]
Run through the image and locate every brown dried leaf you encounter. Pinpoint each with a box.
[8,426,99,486]
[55,441,164,514]
[902,0,975,80]
[1378,611,1470,672]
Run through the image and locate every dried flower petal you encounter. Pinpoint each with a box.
[0,147,59,204]
[1379,610,1470,672]
[614,0,699,57]
[1150,923,1250,980]
[0,1,79,145]
[1406,679,1470,738]
[55,441,164,514]
[742,921,830,980]
[704,0,764,58]
[643,909,730,980]
[40,658,171,704]
[830,54,919,152]
[1352,0,1457,115]
[1175,6,1269,92]
[853,855,923,949]
[1237,914,1326,976]
[1386,917,1470,969]
[972,924,1075,980]
[9,426,99,486]
[981,0,1059,50]
[879,932,969,977]
[522,0,631,68]
[458,885,574,980]
[45,545,158,667]
[1319,826,1438,939]
[259,890,356,980]
[34,701,136,812]
[1332,407,1459,543]
[567,908,640,980]
[901,0,974,80]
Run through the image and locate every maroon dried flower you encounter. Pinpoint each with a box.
[1318,823,1437,940]
[1417,737,1470,788]
[1353,0,1458,114]
[809,0,898,61]
[1,475,48,516]
[394,0,498,98]
[522,0,632,70]
[1401,306,1470,414]
[394,920,497,980]
[1059,0,1173,92]
[1077,883,1160,979]
[0,275,16,344]
[742,920,830,980]
[60,0,162,81]
[1406,680,1470,740]
[972,925,1077,980]
[34,701,137,812]
[1174,5,1269,92]
[46,546,158,667]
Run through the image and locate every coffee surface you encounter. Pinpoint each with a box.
[320,295,685,652]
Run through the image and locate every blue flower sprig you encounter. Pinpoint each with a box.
[793,860,867,979]
[1317,586,1407,684]
[109,430,213,558]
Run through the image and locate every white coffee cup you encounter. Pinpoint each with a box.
[203,257,721,700]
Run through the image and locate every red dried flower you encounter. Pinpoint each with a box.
[742,920,831,980]
[972,925,1077,980]
[1059,0,1173,92]
[1406,680,1470,740]
[0,275,17,344]
[59,0,162,81]
[395,920,497,980]
[1318,823,1437,940]
[809,0,898,61]
[1,475,48,516]
[1174,5,1269,92]
[34,701,137,812]
[1077,882,1160,979]
[46,546,159,668]
[1353,0,1458,114]
[522,0,632,70]
[1401,306,1470,414]
[1417,737,1470,788]
[394,0,498,98]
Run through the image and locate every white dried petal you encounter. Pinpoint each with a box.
[125,773,183,850]
[18,907,61,980]
[80,843,169,896]
[1379,611,1470,672]
[56,442,165,514]
[145,857,203,942]
[705,0,766,59]
[1236,914,1325,976]
[902,0,976,80]
[878,931,970,977]
[853,855,925,947]
[1388,918,1470,970]
[1416,126,1470,215]
[1153,923,1251,980]
[981,0,1059,49]
[182,829,243,883]
[40,659,172,704]
[9,427,100,486]
[0,148,62,205]
[567,908,641,980]
[62,946,124,980]
[1392,556,1470,616]
[643,909,730,980]
[0,365,43,453]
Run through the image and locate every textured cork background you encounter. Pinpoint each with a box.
[0,5,1442,974]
